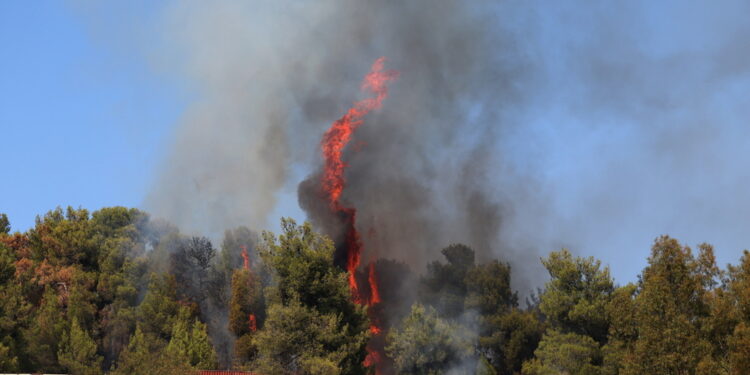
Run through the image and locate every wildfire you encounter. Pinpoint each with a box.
[319,57,398,373]
[321,57,397,295]
[248,313,257,332]
[240,245,250,270]
[368,262,381,305]
[240,246,257,333]
[321,57,399,208]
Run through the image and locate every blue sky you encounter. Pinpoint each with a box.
[1,1,183,231]
[3,1,750,286]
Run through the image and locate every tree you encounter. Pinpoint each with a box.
[211,227,260,307]
[188,318,219,369]
[522,330,602,375]
[58,318,102,375]
[622,236,712,374]
[111,325,191,375]
[480,309,544,375]
[229,267,264,364]
[254,219,370,374]
[727,250,750,373]
[0,342,18,372]
[28,207,98,270]
[170,236,216,304]
[386,303,475,374]
[137,273,181,340]
[166,307,218,370]
[420,244,476,319]
[464,259,541,375]
[254,299,361,374]
[465,260,517,317]
[24,287,66,372]
[601,284,637,375]
[539,249,614,343]
[0,214,9,235]
[229,268,263,337]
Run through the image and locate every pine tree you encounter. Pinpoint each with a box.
[189,319,218,369]
[254,219,370,374]
[539,249,614,343]
[386,303,475,374]
[112,325,191,375]
[24,287,66,372]
[727,250,750,373]
[166,307,218,370]
[229,268,262,336]
[58,318,102,375]
[622,236,712,374]
[137,273,181,339]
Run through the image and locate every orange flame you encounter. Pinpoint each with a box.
[240,245,250,271]
[320,57,397,303]
[319,57,397,373]
[321,57,399,208]
[248,313,257,333]
[368,262,381,305]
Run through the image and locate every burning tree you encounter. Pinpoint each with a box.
[253,219,370,374]
[229,246,264,363]
[311,56,398,373]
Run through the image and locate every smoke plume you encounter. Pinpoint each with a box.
[118,0,750,286]
[137,0,546,290]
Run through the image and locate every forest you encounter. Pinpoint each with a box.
[0,206,748,375]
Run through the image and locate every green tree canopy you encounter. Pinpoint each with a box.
[522,330,602,375]
[622,236,713,374]
[420,244,476,319]
[254,218,369,374]
[58,318,103,375]
[386,303,475,375]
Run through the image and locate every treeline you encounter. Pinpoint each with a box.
[0,206,748,374]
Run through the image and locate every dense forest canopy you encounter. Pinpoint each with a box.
[0,206,748,374]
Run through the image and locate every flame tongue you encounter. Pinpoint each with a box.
[368,262,381,306]
[321,57,399,211]
[320,56,398,297]
[319,57,398,373]
[240,245,250,270]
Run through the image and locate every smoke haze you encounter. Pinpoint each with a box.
[69,0,750,286]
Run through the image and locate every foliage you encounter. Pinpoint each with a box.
[166,307,218,369]
[420,244,476,319]
[539,249,614,343]
[110,325,191,375]
[386,303,475,375]
[2,207,750,374]
[58,318,103,375]
[465,260,517,317]
[480,309,544,375]
[137,273,181,340]
[522,330,602,375]
[0,214,9,235]
[620,236,713,374]
[229,268,263,336]
[254,218,370,374]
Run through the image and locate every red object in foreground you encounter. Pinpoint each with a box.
[319,57,398,374]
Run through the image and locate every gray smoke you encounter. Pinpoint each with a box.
[287,0,546,290]
[510,1,750,282]
[73,0,750,287]
[134,0,549,291]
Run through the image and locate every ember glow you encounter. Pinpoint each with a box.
[319,57,398,373]
[248,313,257,333]
[240,245,257,333]
[240,245,250,271]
